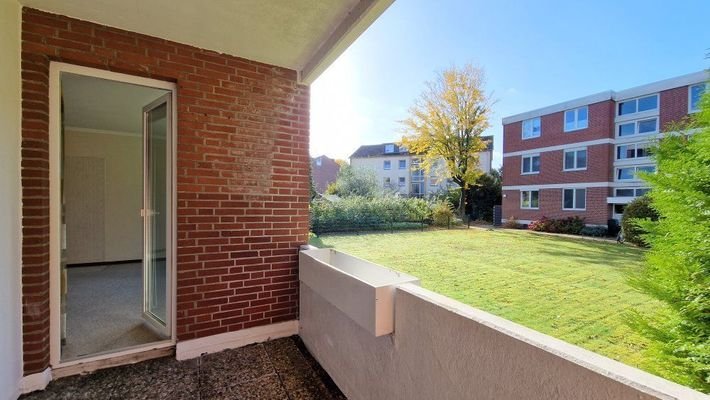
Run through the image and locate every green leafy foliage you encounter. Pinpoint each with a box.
[579,226,608,237]
[528,216,585,235]
[431,200,455,226]
[621,196,659,246]
[310,195,430,234]
[466,169,502,222]
[628,90,710,392]
[325,164,380,198]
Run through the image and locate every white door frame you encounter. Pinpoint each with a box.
[48,62,178,368]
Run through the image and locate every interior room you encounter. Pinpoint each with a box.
[60,72,170,361]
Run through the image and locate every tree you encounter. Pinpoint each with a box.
[401,64,494,217]
[620,196,658,246]
[629,89,710,391]
[466,169,502,222]
[325,164,380,198]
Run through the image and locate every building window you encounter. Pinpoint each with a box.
[617,117,658,137]
[564,106,588,132]
[383,177,391,187]
[383,160,391,170]
[520,190,539,209]
[690,83,706,113]
[618,94,658,116]
[430,177,439,186]
[315,157,322,166]
[522,117,541,139]
[615,188,650,197]
[398,177,406,187]
[616,143,651,160]
[617,165,656,181]
[521,154,540,174]
[384,144,395,153]
[563,148,587,171]
[399,159,406,169]
[563,188,586,210]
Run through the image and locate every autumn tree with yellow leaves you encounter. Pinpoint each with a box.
[401,64,493,218]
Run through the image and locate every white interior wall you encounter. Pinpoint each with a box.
[0,0,24,398]
[64,130,143,264]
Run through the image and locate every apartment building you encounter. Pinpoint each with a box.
[350,137,493,196]
[311,155,340,194]
[501,71,707,226]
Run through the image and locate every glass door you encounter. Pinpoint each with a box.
[142,93,171,337]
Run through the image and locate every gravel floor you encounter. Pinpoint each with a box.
[21,336,346,400]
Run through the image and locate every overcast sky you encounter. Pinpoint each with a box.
[309,0,710,168]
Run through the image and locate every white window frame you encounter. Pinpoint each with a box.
[616,117,658,138]
[383,177,391,187]
[384,144,395,153]
[616,165,656,181]
[522,117,541,140]
[562,188,586,211]
[614,187,650,197]
[398,159,407,169]
[615,142,651,160]
[521,154,540,175]
[383,160,391,170]
[520,189,539,209]
[564,106,588,132]
[563,148,587,171]
[689,83,707,113]
[617,94,659,116]
[398,177,406,187]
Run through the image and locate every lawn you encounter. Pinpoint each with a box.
[310,228,690,388]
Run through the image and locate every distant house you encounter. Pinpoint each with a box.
[311,155,340,194]
[350,137,493,197]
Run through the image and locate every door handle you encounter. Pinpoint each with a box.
[140,209,160,217]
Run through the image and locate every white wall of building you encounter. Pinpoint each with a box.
[351,150,493,196]
[0,0,25,398]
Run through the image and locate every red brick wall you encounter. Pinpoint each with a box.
[21,8,309,374]
[502,144,613,186]
[660,86,690,130]
[503,100,614,154]
[502,187,610,225]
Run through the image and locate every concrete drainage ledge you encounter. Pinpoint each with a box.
[298,247,708,400]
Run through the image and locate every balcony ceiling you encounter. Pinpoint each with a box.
[19,0,394,84]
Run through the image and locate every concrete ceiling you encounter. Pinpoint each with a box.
[19,0,394,84]
[62,72,168,134]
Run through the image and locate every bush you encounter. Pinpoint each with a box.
[326,165,380,198]
[627,95,710,391]
[503,217,523,229]
[310,195,430,234]
[529,216,585,235]
[579,226,608,237]
[431,200,454,227]
[621,196,658,246]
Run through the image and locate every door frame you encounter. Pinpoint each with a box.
[48,62,177,368]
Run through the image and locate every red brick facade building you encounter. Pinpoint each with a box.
[501,72,707,226]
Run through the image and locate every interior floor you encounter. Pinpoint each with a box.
[62,263,164,361]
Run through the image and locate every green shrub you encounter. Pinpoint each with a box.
[529,216,585,235]
[431,200,454,226]
[579,226,607,237]
[621,196,658,246]
[310,195,430,234]
[627,93,710,391]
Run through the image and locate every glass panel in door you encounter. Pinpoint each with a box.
[143,94,170,336]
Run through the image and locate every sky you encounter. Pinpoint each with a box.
[310,0,710,168]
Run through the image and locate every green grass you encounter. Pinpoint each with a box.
[310,228,690,387]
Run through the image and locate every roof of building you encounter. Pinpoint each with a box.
[350,136,494,159]
[501,70,708,125]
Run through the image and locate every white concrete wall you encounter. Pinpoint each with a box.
[0,0,24,398]
[300,266,705,399]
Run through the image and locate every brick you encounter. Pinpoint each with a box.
[20,7,308,375]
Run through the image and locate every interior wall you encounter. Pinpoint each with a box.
[64,130,143,264]
[0,0,24,397]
